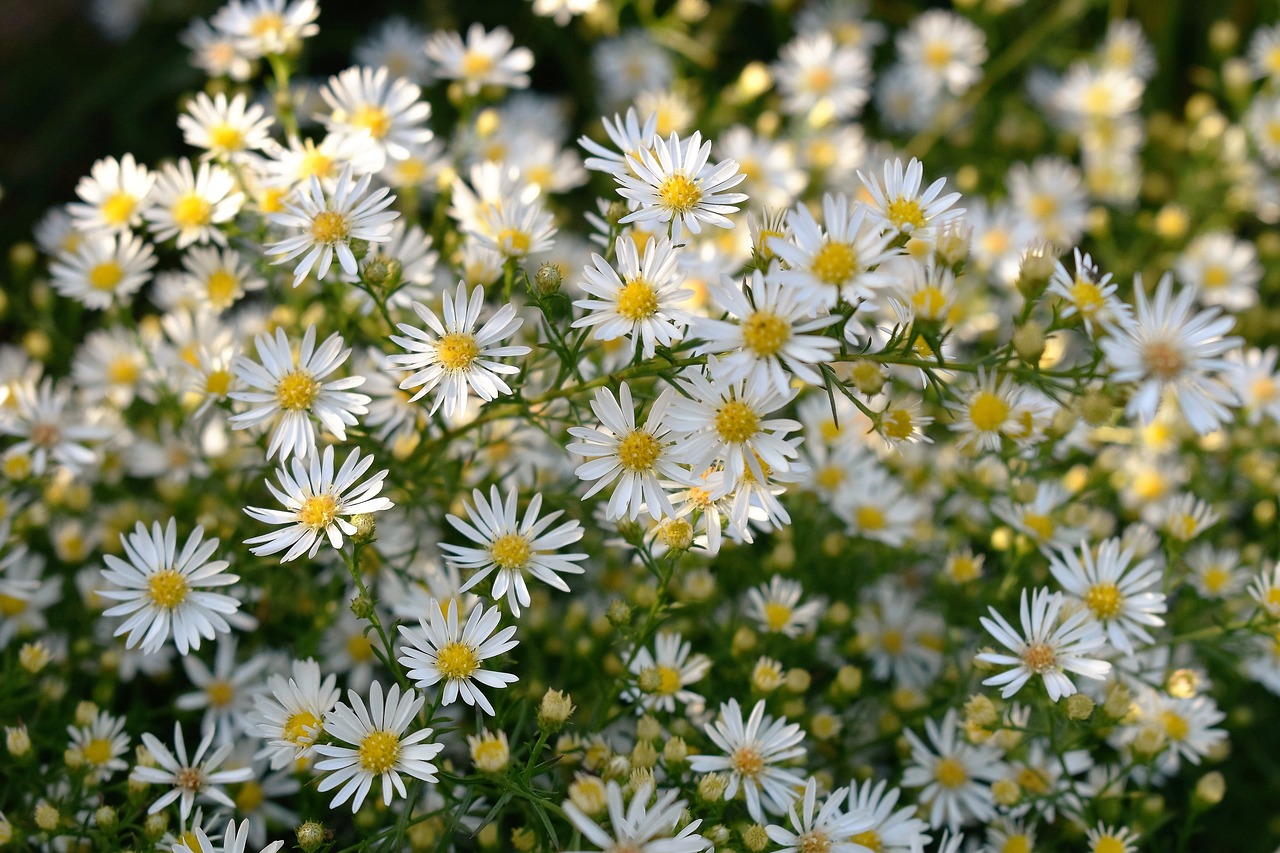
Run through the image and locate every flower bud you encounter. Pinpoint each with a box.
[6,724,30,757]
[1012,321,1046,364]
[19,641,50,673]
[348,238,370,262]
[1065,693,1095,721]
[143,812,168,839]
[568,774,608,815]
[663,736,689,765]
[34,802,59,831]
[631,740,658,769]
[849,359,886,395]
[469,729,511,773]
[751,657,784,693]
[606,599,632,628]
[94,805,117,829]
[742,824,769,852]
[636,715,662,742]
[350,513,377,544]
[991,778,1021,807]
[698,772,727,803]
[511,827,537,852]
[533,262,563,296]
[349,594,375,620]
[1194,771,1225,807]
[538,688,575,733]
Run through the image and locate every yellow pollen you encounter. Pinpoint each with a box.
[357,729,401,774]
[950,556,980,582]
[806,67,835,92]
[1070,280,1105,316]
[882,408,915,440]
[350,104,391,139]
[172,193,213,229]
[1201,566,1229,594]
[935,756,967,789]
[310,209,350,244]
[1084,581,1123,620]
[811,241,859,285]
[886,197,926,231]
[714,399,760,443]
[856,505,886,531]
[968,391,1010,432]
[497,228,531,256]
[205,369,232,397]
[1266,588,1280,608]
[1082,83,1113,116]
[1017,766,1051,795]
[148,569,189,609]
[436,641,480,679]
[283,710,321,744]
[235,780,265,812]
[741,310,790,357]
[654,665,682,696]
[462,50,496,78]
[275,369,320,410]
[489,533,532,570]
[980,229,1010,256]
[107,356,140,386]
[250,12,285,38]
[816,465,844,490]
[850,831,882,852]
[923,40,952,68]
[1161,710,1189,741]
[346,632,374,662]
[88,261,124,292]
[763,602,793,632]
[1143,341,1184,379]
[297,493,339,531]
[180,831,201,851]
[83,737,113,766]
[206,269,239,306]
[100,192,137,226]
[1028,194,1058,219]
[435,331,480,371]
[1251,376,1278,403]
[617,429,662,472]
[0,595,27,616]
[206,680,234,707]
[1201,265,1228,289]
[1021,512,1055,541]
[798,830,832,853]
[1094,836,1126,853]
[658,174,703,213]
[176,766,204,792]
[730,745,765,778]
[616,277,660,321]
[911,286,948,320]
[209,123,244,151]
[1003,835,1031,853]
[299,144,333,180]
[1021,642,1057,673]
[881,628,904,655]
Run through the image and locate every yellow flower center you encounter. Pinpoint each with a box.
[436,641,480,679]
[886,197,926,231]
[497,228,531,256]
[176,766,205,792]
[1162,710,1189,741]
[346,632,374,662]
[1021,512,1055,541]
[881,628,904,655]
[298,493,339,531]
[436,332,481,371]
[730,745,765,779]
[83,737,113,766]
[850,831,882,852]
[855,505,886,531]
[209,123,244,151]
[462,50,496,78]
[1017,765,1051,795]
[763,602,793,632]
[250,12,285,39]
[811,241,859,286]
[283,710,321,745]
[489,533,532,570]
[172,193,213,229]
[1201,566,1229,594]
[658,174,702,213]
[1084,581,1123,620]
[816,465,844,491]
[1028,193,1058,219]
[911,286,948,320]
[107,356,140,386]
[616,429,662,472]
[935,756,968,789]
[147,569,189,609]
[1021,642,1058,673]
[88,261,124,292]
[968,391,1010,432]
[310,210,350,244]
[351,104,391,139]
[205,369,232,397]
[100,192,137,226]
[1094,836,1126,853]
[206,269,239,306]
[616,277,660,321]
[741,310,791,357]
[654,664,682,696]
[236,780,265,812]
[206,680,234,707]
[923,40,952,68]
[798,830,832,853]
[1003,835,1031,853]
[882,408,915,440]
[1201,265,1228,289]
[1144,341,1185,380]
[300,143,333,180]
[357,729,401,774]
[1070,280,1105,316]
[806,67,834,92]
[714,399,760,443]
[1252,376,1278,403]
[275,369,320,410]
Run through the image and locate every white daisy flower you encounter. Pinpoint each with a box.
[666,358,802,490]
[691,269,840,395]
[1046,248,1132,335]
[385,281,530,418]
[180,245,266,311]
[266,167,399,287]
[902,709,1005,831]
[0,378,110,475]
[145,158,244,249]
[623,631,711,714]
[1120,686,1227,775]
[1085,824,1140,853]
[67,153,155,234]
[687,698,806,822]
[854,582,944,687]
[772,31,871,121]
[211,0,318,59]
[173,818,284,853]
[1175,230,1262,311]
[425,23,534,96]
[977,587,1112,701]
[244,444,395,563]
[313,681,443,812]
[440,486,587,617]
[616,130,749,238]
[1099,272,1241,435]
[859,157,963,238]
[132,722,254,822]
[744,574,824,639]
[176,637,268,746]
[251,657,342,771]
[98,519,242,656]
[178,91,274,162]
[896,9,987,97]
[579,107,658,177]
[562,780,710,853]
[468,193,558,259]
[228,325,370,462]
[320,65,433,171]
[572,234,693,359]
[354,17,432,85]
[180,19,253,82]
[1048,538,1166,656]
[948,368,1023,453]
[397,598,519,716]
[49,230,156,310]
[716,125,807,212]
[1246,92,1280,167]
[67,710,131,783]
[566,382,690,521]
[844,779,930,853]
[765,778,872,853]
[1227,346,1280,425]
[1007,157,1088,246]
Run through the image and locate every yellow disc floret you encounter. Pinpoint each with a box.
[436,641,480,680]
[275,370,320,410]
[147,569,189,609]
[357,730,401,774]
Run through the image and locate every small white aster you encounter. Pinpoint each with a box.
[1048,537,1166,656]
[144,158,244,249]
[251,657,342,771]
[397,598,519,716]
[687,698,806,822]
[319,65,434,171]
[859,157,963,238]
[67,153,155,234]
[616,130,749,238]
[765,778,872,853]
[623,630,712,714]
[178,91,274,162]
[49,230,156,310]
[132,722,254,822]
[174,818,284,853]
[562,780,710,853]
[425,23,535,95]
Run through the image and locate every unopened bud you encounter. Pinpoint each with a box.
[511,827,537,852]
[606,201,629,227]
[349,594,375,620]
[606,599,631,628]
[698,772,727,803]
[631,740,658,768]
[963,694,998,727]
[144,812,168,839]
[348,238,371,262]
[533,262,563,296]
[1065,693,1095,721]
[19,641,50,673]
[350,513,376,543]
[991,778,1021,806]
[94,805,117,829]
[1016,241,1056,297]
[6,725,30,756]
[1194,771,1225,807]
[1079,389,1115,425]
[849,359,886,395]
[636,715,662,742]
[538,688,575,732]
[34,802,59,831]
[1012,321,1046,363]
[657,518,693,551]
[742,824,770,852]
[663,736,689,765]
